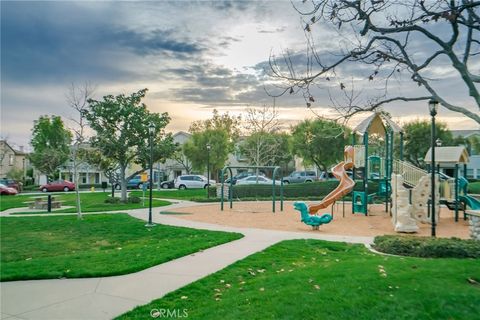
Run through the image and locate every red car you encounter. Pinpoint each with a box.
[0,178,21,191]
[0,183,18,195]
[39,180,76,192]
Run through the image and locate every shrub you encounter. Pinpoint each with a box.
[468,181,480,194]
[128,196,141,203]
[373,235,480,258]
[105,197,121,204]
[221,180,379,199]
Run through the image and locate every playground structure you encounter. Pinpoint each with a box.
[424,146,478,219]
[351,113,404,215]
[293,202,333,230]
[293,112,477,234]
[219,165,284,212]
[293,146,355,229]
[307,146,355,214]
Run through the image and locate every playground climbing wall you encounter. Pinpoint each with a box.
[411,174,440,224]
[391,174,419,233]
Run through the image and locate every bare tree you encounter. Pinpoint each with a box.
[173,148,192,174]
[268,0,480,125]
[241,105,286,173]
[66,82,95,220]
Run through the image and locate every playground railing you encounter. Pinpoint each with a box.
[392,159,427,187]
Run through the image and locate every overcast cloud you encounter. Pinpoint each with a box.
[1,0,478,149]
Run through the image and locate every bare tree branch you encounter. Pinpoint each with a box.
[268,0,480,125]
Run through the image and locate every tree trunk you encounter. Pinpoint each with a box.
[120,165,127,202]
[73,155,82,220]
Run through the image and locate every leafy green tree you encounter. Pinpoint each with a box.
[403,120,453,168]
[291,119,348,172]
[183,128,232,180]
[29,115,72,178]
[85,89,176,202]
[6,168,23,181]
[190,109,241,141]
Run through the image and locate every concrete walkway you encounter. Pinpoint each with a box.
[1,203,373,320]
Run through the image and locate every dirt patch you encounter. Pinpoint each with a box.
[168,201,470,238]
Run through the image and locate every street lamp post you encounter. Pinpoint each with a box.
[429,99,439,237]
[146,122,156,227]
[206,144,211,199]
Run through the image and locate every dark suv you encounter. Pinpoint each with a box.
[282,171,318,184]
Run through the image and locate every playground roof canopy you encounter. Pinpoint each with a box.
[424,146,470,164]
[353,113,403,136]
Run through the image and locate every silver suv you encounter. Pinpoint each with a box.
[282,171,318,184]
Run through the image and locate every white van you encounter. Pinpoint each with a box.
[174,175,216,189]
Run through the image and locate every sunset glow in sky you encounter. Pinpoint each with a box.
[2,1,478,149]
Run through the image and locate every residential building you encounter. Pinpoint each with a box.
[0,140,29,179]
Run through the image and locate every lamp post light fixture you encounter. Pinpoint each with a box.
[429,99,439,237]
[206,143,211,199]
[146,122,156,227]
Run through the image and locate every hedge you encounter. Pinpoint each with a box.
[373,235,480,259]
[223,180,379,199]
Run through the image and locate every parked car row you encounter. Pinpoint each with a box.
[0,170,342,195]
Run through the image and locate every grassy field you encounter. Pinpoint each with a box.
[0,214,243,281]
[0,192,171,213]
[118,240,480,320]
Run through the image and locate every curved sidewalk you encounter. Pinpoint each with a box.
[1,203,373,320]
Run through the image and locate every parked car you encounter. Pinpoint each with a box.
[39,180,75,192]
[282,171,318,184]
[224,171,265,185]
[174,175,216,189]
[236,176,281,185]
[319,172,336,181]
[160,180,175,189]
[0,178,21,191]
[0,183,18,195]
[115,175,151,190]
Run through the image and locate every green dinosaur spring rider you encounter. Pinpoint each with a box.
[293,201,333,230]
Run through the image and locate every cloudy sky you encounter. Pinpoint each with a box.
[2,0,479,149]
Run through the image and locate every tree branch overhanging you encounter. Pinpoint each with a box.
[268,0,480,125]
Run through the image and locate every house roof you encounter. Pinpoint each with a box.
[172,131,191,138]
[451,129,480,139]
[353,113,403,136]
[424,146,470,164]
[0,140,27,155]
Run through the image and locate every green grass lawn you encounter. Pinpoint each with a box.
[0,214,243,281]
[118,240,480,320]
[0,192,171,213]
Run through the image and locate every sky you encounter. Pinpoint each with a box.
[2,0,479,150]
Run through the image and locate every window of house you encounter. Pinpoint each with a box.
[9,155,14,166]
[80,173,87,184]
[95,173,100,184]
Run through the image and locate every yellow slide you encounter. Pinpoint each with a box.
[308,146,356,214]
